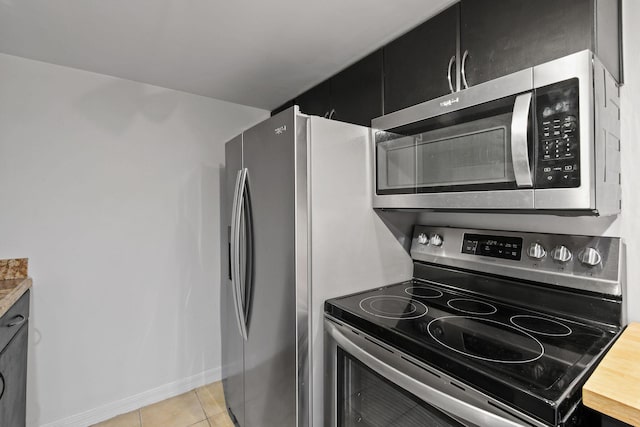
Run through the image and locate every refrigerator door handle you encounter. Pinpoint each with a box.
[230,168,248,340]
[240,170,254,334]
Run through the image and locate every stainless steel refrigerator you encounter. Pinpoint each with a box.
[221,106,412,427]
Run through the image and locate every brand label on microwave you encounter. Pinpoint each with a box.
[274,125,287,135]
[440,97,459,107]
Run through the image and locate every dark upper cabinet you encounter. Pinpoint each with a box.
[296,80,331,119]
[331,50,383,126]
[292,50,383,126]
[460,0,621,87]
[460,0,593,87]
[383,4,459,114]
[272,0,621,120]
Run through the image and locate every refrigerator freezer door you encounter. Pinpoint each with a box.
[242,111,297,427]
[222,135,245,426]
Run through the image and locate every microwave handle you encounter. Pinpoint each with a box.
[510,92,534,188]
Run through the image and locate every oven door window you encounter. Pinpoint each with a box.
[375,94,532,195]
[337,348,466,427]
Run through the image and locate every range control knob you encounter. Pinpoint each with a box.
[430,234,443,247]
[579,247,602,267]
[551,245,573,263]
[527,242,547,260]
[417,233,429,245]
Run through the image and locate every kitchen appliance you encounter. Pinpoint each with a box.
[325,225,626,427]
[221,107,412,427]
[371,50,621,215]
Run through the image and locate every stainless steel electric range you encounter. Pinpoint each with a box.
[324,226,626,427]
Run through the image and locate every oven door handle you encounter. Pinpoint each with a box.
[510,92,534,188]
[326,321,524,427]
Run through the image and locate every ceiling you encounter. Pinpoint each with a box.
[0,0,453,110]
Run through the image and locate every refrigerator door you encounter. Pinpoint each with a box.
[222,135,245,426]
[242,110,297,427]
[307,117,413,427]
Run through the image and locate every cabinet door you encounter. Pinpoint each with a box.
[296,80,331,118]
[384,4,459,114]
[330,50,383,126]
[460,0,593,87]
[0,324,27,427]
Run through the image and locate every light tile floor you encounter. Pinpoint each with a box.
[92,381,234,427]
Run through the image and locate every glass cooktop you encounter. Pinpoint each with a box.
[325,278,619,426]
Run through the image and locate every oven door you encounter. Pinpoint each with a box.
[325,318,537,427]
[372,68,535,210]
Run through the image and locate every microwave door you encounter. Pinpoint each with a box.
[374,96,535,210]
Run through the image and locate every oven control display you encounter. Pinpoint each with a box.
[462,234,523,261]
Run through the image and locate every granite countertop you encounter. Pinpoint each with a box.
[0,258,31,318]
[0,277,31,318]
[583,323,640,426]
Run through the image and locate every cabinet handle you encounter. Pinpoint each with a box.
[0,373,4,401]
[447,55,456,93]
[7,314,25,327]
[328,108,336,119]
[461,50,470,89]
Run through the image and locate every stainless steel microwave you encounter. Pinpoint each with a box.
[371,50,621,215]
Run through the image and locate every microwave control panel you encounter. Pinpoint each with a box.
[535,78,580,189]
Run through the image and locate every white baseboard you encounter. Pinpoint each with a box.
[40,367,222,427]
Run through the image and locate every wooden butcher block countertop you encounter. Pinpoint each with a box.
[583,322,640,426]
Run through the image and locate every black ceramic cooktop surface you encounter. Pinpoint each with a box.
[325,279,618,426]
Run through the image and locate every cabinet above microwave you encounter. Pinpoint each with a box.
[371,51,621,216]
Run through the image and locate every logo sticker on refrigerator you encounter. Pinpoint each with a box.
[275,125,287,135]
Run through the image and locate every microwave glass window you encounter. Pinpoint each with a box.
[376,134,416,192]
[337,349,465,427]
[376,110,519,194]
[416,126,511,187]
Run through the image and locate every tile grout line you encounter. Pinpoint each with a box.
[94,383,222,427]
[185,405,210,427]
[193,387,208,424]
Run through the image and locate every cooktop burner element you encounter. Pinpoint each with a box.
[446,298,497,315]
[404,285,443,299]
[427,316,544,363]
[510,315,573,337]
[359,295,428,320]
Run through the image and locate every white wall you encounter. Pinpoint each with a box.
[416,0,639,323]
[0,53,268,426]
